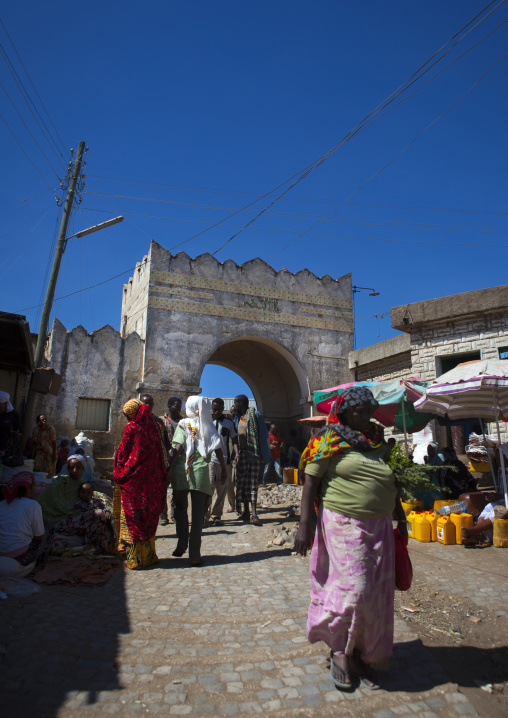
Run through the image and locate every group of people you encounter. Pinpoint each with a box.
[112,393,273,570]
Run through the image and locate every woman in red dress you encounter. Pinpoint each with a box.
[114,399,168,569]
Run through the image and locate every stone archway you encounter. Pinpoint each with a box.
[204,335,309,428]
[126,241,354,420]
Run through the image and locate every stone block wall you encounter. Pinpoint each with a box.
[354,352,412,383]
[35,319,144,476]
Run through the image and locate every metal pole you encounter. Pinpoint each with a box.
[492,391,508,507]
[401,401,408,457]
[479,418,497,492]
[34,141,86,368]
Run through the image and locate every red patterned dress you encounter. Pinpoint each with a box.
[113,404,167,569]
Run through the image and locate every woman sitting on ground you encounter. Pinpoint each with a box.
[53,480,116,554]
[0,471,53,567]
[167,396,227,567]
[38,455,115,554]
[294,386,407,691]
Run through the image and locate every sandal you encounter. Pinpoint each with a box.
[250,517,262,526]
[329,651,352,690]
[190,558,203,567]
[211,518,223,526]
[351,656,380,690]
[172,546,186,557]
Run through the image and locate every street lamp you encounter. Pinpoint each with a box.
[352,285,380,349]
[34,215,124,367]
[353,285,380,297]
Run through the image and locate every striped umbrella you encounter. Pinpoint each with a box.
[414,358,508,506]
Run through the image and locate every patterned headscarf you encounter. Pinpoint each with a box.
[300,385,383,474]
[2,471,34,504]
[123,398,141,420]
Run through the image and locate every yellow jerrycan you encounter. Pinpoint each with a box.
[425,512,438,542]
[450,513,473,545]
[414,513,431,543]
[493,519,508,547]
[407,511,419,539]
[436,515,456,545]
[402,498,423,517]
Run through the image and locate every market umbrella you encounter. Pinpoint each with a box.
[314,382,380,415]
[414,358,508,506]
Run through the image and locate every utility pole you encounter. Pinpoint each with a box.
[21,141,86,446]
[33,140,86,367]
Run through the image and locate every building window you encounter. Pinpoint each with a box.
[76,398,111,432]
[498,346,508,360]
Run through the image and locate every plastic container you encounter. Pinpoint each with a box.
[425,511,438,542]
[433,499,456,514]
[401,499,423,517]
[407,510,419,539]
[437,515,456,545]
[493,519,508,548]
[450,512,473,544]
[437,501,468,516]
[468,460,491,473]
[414,513,431,542]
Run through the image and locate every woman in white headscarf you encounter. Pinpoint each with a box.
[167,396,227,566]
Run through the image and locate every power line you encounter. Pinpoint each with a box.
[270,48,508,260]
[170,1,508,257]
[0,17,67,154]
[0,113,58,197]
[0,79,62,179]
[82,196,508,234]
[85,180,508,217]
[82,206,508,239]
[0,43,65,172]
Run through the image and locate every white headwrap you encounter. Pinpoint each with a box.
[180,396,221,473]
[67,454,87,468]
[0,391,14,412]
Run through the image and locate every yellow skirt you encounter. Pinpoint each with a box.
[114,485,159,570]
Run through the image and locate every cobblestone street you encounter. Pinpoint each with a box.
[1,505,507,718]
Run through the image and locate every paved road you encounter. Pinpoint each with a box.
[1,505,497,718]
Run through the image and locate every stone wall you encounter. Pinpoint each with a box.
[35,319,144,475]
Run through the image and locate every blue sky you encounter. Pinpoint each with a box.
[1,1,507,399]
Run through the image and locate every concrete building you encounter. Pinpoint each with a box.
[349,284,508,445]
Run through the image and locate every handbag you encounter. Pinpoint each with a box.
[394,527,413,591]
[3,438,24,468]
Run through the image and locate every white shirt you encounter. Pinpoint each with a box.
[0,497,45,558]
[211,416,237,464]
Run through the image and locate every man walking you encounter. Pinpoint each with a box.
[205,398,238,526]
[233,394,272,526]
[263,423,283,485]
[158,396,183,526]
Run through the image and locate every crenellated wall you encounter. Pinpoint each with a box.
[35,319,144,475]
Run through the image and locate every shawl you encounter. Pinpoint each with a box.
[181,397,221,474]
[37,475,84,523]
[240,407,260,457]
[2,471,34,504]
[113,403,167,542]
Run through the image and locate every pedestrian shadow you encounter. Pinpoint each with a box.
[365,639,508,694]
[1,564,129,718]
[199,547,294,566]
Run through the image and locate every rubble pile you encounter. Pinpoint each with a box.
[258,483,303,508]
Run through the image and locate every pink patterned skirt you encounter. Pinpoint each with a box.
[307,505,395,668]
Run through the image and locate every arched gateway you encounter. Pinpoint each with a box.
[39,240,353,472]
[122,241,353,432]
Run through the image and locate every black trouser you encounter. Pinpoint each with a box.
[172,489,208,562]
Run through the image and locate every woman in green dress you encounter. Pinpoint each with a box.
[167,396,227,566]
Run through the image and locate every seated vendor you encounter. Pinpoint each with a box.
[61,447,93,482]
[38,455,115,554]
[0,471,53,567]
[462,499,505,547]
